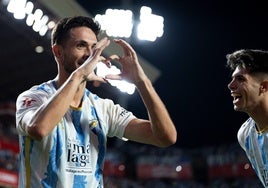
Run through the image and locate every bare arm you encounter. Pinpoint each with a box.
[106,39,177,147]
[125,78,177,147]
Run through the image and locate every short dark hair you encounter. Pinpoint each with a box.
[226,49,268,74]
[51,16,101,46]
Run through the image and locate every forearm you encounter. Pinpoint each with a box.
[27,72,85,140]
[136,77,177,146]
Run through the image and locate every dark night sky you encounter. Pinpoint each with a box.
[77,0,268,148]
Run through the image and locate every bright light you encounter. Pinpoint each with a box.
[7,0,16,13]
[39,25,48,36]
[6,0,52,36]
[35,45,44,53]
[118,164,125,171]
[33,9,43,20]
[32,9,43,32]
[96,62,135,95]
[175,165,182,172]
[137,6,164,42]
[25,1,33,14]
[47,20,56,29]
[95,8,133,38]
[38,15,49,36]
[7,0,27,19]
[94,6,164,41]
[244,163,250,170]
[26,13,34,26]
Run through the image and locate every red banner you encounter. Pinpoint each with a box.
[136,163,192,180]
[0,138,19,154]
[0,169,18,187]
[208,163,256,179]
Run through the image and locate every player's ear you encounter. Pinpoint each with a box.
[260,80,268,93]
[52,44,63,59]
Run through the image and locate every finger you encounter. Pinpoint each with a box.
[85,38,110,64]
[114,39,135,57]
[108,54,120,61]
[98,56,106,63]
[94,76,107,83]
[92,38,110,58]
[96,37,110,50]
[87,74,107,83]
[99,60,112,68]
[105,74,122,80]
[98,55,112,68]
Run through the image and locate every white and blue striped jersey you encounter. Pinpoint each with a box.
[15,80,135,188]
[238,118,268,187]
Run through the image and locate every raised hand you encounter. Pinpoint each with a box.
[78,37,110,83]
[105,39,148,85]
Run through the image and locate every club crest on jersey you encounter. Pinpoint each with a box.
[89,120,98,129]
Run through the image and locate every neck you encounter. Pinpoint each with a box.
[248,103,268,130]
[256,124,268,134]
[53,75,86,108]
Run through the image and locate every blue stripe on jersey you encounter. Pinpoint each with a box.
[41,128,64,187]
[71,109,88,187]
[73,175,87,188]
[37,83,52,94]
[86,89,106,183]
[91,107,105,182]
[245,131,258,173]
[72,110,85,142]
[244,127,268,187]
[258,135,266,164]
[263,140,268,167]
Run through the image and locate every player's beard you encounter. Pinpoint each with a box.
[63,59,81,75]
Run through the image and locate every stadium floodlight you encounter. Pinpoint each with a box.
[7,0,26,19]
[95,6,164,42]
[6,0,52,37]
[95,9,133,38]
[137,6,164,42]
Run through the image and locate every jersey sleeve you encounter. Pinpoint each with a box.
[92,96,136,139]
[237,118,253,151]
[15,86,51,135]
